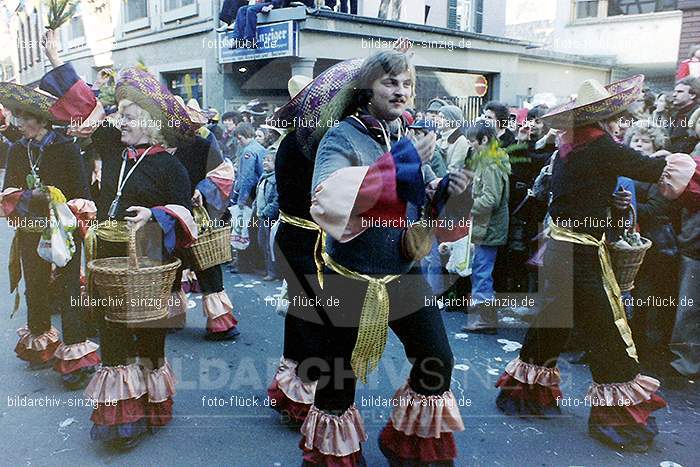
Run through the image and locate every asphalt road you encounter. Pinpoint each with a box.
[0,220,697,467]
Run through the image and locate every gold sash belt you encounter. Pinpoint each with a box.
[549,221,638,362]
[279,210,326,289]
[322,252,401,384]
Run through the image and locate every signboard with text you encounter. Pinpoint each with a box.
[217,21,298,64]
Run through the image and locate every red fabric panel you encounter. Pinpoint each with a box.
[53,351,101,375]
[495,372,563,407]
[146,397,174,426]
[379,421,457,463]
[49,81,97,123]
[589,393,667,427]
[354,151,406,223]
[91,396,146,426]
[14,340,61,364]
[267,378,311,423]
[207,313,238,333]
[300,437,365,467]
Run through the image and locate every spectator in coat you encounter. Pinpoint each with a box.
[437,105,469,171]
[462,120,511,334]
[483,101,516,148]
[232,122,265,208]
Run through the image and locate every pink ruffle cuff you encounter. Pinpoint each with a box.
[659,153,697,200]
[267,358,316,423]
[84,363,147,404]
[15,325,62,364]
[301,405,367,457]
[586,374,661,407]
[53,340,101,375]
[202,291,234,320]
[503,357,561,386]
[144,361,177,403]
[389,383,465,439]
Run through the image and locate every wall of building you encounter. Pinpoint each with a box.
[504,0,682,75]
[514,57,612,103]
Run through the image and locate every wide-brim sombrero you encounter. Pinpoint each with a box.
[0,82,60,122]
[541,74,645,129]
[269,58,364,158]
[115,68,204,145]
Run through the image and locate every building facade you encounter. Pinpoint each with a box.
[6,0,613,114]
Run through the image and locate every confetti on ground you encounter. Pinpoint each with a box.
[244,284,254,288]
[252,281,261,284]
[187,300,196,309]
[454,364,470,371]
[494,357,503,362]
[234,283,244,288]
[497,339,522,352]
[454,333,469,340]
[59,418,75,428]
[487,368,500,376]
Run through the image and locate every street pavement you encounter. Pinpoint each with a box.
[0,220,698,467]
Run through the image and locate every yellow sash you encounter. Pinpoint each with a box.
[279,210,326,289]
[549,221,638,362]
[322,252,401,384]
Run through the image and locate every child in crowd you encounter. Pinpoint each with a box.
[255,150,280,281]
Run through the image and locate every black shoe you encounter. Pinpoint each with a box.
[205,326,241,341]
[110,432,146,451]
[62,368,94,390]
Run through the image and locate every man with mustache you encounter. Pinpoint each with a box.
[302,49,472,466]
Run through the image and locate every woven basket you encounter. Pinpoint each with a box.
[607,207,652,293]
[178,206,231,271]
[88,229,181,323]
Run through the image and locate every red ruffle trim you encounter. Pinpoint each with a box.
[300,437,364,467]
[146,397,174,426]
[91,396,174,427]
[207,313,238,333]
[53,351,101,375]
[495,372,562,406]
[15,340,61,364]
[589,393,667,427]
[379,421,457,463]
[267,378,311,423]
[91,396,146,426]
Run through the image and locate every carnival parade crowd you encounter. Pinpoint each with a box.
[0,27,699,465]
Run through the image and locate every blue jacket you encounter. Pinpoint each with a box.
[233,140,265,207]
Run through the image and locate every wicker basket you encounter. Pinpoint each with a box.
[88,229,181,323]
[607,207,652,293]
[178,206,231,271]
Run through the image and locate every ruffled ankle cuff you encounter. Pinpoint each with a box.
[146,397,174,426]
[203,291,234,320]
[85,363,147,403]
[588,374,667,441]
[389,383,464,439]
[267,358,316,423]
[53,340,101,375]
[144,361,177,403]
[495,358,563,416]
[206,313,238,333]
[301,405,367,458]
[15,326,61,364]
[379,421,457,463]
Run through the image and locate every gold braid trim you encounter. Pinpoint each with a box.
[549,221,638,362]
[279,211,326,289]
[322,252,400,383]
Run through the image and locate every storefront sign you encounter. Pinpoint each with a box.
[218,21,297,64]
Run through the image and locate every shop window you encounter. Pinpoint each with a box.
[163,70,203,107]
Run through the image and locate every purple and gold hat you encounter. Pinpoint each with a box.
[270,58,364,157]
[541,74,645,129]
[115,68,204,145]
[0,82,59,122]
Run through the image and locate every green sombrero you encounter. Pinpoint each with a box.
[0,82,61,122]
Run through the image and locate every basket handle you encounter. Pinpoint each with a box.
[193,206,211,233]
[127,228,139,269]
